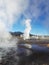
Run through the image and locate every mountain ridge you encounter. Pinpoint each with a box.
[10,31,33,36]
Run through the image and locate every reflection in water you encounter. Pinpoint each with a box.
[0,43,49,65]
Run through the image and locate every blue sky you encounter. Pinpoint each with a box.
[11,0,49,35]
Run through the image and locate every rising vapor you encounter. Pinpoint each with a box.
[0,0,29,47]
[0,0,29,60]
[23,19,31,40]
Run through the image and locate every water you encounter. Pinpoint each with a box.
[17,43,49,65]
[0,43,49,65]
[32,44,49,52]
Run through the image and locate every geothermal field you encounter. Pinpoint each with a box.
[0,32,49,65]
[0,10,49,65]
[0,0,49,65]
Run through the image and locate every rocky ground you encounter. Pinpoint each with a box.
[0,34,49,65]
[0,43,49,65]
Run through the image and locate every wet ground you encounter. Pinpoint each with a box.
[0,43,49,65]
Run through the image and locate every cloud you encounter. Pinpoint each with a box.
[0,0,49,38]
[22,0,49,33]
[0,0,29,30]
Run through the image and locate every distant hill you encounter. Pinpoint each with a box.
[10,31,23,36]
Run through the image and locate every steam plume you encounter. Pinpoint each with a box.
[23,19,31,40]
[0,0,29,47]
[23,0,49,34]
[0,0,29,60]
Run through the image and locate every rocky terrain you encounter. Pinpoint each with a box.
[0,32,49,65]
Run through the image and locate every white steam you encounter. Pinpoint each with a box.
[0,0,29,48]
[0,0,29,28]
[0,0,29,60]
[23,19,31,40]
[23,0,49,34]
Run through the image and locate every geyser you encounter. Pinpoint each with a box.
[23,19,31,40]
[0,0,30,45]
[0,0,29,61]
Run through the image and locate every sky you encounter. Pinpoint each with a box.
[0,0,49,35]
[10,0,49,35]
